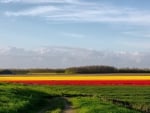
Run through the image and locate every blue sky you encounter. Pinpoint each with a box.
[0,0,150,51]
[0,0,150,68]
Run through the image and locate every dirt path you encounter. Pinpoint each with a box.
[63,97,75,113]
[63,104,75,113]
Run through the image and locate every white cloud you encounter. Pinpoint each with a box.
[0,0,79,4]
[122,31,150,38]
[5,6,60,16]
[61,32,85,39]
[2,0,150,25]
[122,41,150,50]
[0,46,150,68]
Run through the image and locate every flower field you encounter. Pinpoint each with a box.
[0,74,150,85]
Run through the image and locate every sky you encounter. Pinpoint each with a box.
[0,0,150,68]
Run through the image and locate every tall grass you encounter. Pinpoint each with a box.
[0,83,149,113]
[70,97,141,113]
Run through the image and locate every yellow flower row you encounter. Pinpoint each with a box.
[0,74,150,81]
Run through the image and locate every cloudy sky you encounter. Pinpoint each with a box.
[0,0,150,68]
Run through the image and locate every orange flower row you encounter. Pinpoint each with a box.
[0,74,150,85]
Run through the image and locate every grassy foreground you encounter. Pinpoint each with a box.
[0,82,149,113]
[70,97,140,113]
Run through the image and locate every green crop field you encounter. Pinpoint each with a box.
[0,82,150,113]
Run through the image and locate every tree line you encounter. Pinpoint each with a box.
[0,65,150,74]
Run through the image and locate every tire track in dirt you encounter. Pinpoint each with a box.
[63,97,75,113]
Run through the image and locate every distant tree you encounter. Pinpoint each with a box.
[0,70,13,74]
[65,65,117,74]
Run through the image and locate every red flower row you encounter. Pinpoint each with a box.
[5,80,150,86]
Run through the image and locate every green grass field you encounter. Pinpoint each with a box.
[0,82,150,113]
[70,97,141,113]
